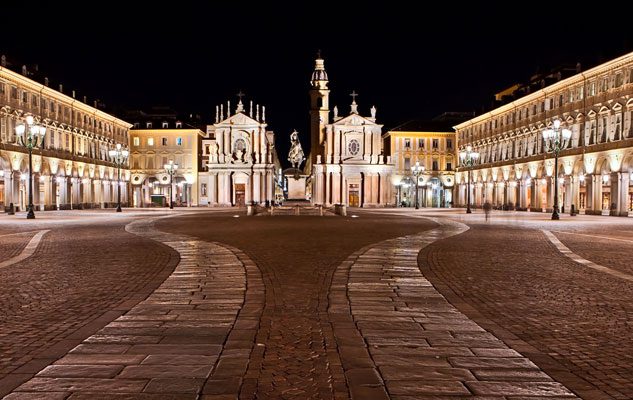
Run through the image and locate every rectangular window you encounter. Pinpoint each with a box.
[446,162,452,171]
[146,122,152,129]
[162,137,168,146]
[446,139,453,149]
[177,137,182,146]
[404,157,410,170]
[11,87,17,99]
[432,139,439,148]
[65,134,70,149]
[147,137,154,146]
[404,138,411,149]
[418,138,424,148]
[615,73,623,87]
[0,83,4,94]
[432,160,439,171]
[201,183,208,197]
[0,117,5,142]
[22,91,28,104]
[162,122,168,129]
[133,137,140,146]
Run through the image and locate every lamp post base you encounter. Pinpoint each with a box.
[26,207,35,219]
[551,210,560,220]
[116,205,122,212]
[466,206,472,214]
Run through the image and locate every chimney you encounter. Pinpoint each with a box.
[59,84,63,93]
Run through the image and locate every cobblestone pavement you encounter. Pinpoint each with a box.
[2,208,632,399]
[0,231,37,262]
[0,211,179,396]
[330,215,575,399]
[9,214,265,399]
[416,210,633,400]
[157,213,438,399]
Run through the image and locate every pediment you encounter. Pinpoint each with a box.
[598,105,610,114]
[218,112,261,127]
[333,113,378,127]
[587,109,597,117]
[565,115,575,123]
[612,102,623,111]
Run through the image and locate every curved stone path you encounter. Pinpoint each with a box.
[330,217,576,399]
[7,216,264,399]
[6,213,578,399]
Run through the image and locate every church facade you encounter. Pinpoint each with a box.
[198,98,278,206]
[308,56,394,207]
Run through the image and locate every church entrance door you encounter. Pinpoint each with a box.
[348,183,360,207]
[235,184,246,206]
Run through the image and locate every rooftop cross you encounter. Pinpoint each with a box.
[350,90,358,103]
[236,90,245,101]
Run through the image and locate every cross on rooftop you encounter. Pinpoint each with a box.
[350,90,358,102]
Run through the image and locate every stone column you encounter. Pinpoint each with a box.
[591,174,602,213]
[32,174,41,211]
[253,171,261,204]
[618,172,630,216]
[585,175,593,212]
[611,172,621,216]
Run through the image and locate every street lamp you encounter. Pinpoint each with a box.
[108,143,129,212]
[411,161,424,209]
[164,160,178,209]
[542,119,571,220]
[15,115,46,219]
[459,145,479,214]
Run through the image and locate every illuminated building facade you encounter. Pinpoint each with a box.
[128,108,203,207]
[384,121,457,208]
[198,98,277,206]
[308,56,394,207]
[455,51,633,216]
[0,60,131,211]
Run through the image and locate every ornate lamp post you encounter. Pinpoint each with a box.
[411,161,424,209]
[15,116,46,219]
[459,145,479,214]
[542,119,571,220]
[164,160,178,209]
[108,143,129,212]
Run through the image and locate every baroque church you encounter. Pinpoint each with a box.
[197,98,278,206]
[307,55,394,207]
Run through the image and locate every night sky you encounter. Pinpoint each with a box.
[3,2,632,164]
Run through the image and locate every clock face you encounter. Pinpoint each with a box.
[348,139,360,155]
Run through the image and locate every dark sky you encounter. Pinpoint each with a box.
[3,2,632,164]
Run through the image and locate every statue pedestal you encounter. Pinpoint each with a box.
[283,168,309,201]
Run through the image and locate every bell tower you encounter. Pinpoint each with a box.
[309,52,329,164]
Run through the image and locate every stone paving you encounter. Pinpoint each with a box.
[418,214,633,400]
[3,209,632,399]
[0,231,37,262]
[0,216,178,397]
[7,215,263,399]
[330,217,575,399]
[157,213,438,399]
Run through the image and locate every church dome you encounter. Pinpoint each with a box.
[311,58,328,82]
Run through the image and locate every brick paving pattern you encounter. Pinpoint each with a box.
[8,215,264,399]
[0,231,37,262]
[158,213,438,399]
[420,220,633,399]
[330,217,576,399]
[0,218,178,396]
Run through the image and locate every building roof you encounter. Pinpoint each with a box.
[387,120,455,133]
